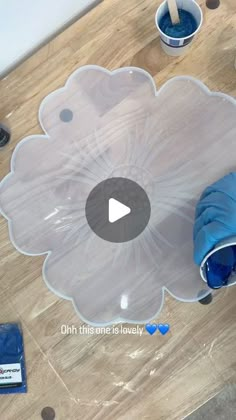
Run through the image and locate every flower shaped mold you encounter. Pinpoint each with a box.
[1,66,236,325]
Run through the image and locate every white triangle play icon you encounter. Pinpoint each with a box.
[108,198,131,223]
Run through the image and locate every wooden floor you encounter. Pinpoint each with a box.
[0,1,236,419]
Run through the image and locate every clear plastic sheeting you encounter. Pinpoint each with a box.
[0,65,236,325]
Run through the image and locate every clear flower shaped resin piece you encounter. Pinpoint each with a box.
[1,66,236,325]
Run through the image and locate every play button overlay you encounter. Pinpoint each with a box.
[85,177,151,243]
[109,198,131,223]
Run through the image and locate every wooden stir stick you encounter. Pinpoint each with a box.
[167,0,180,25]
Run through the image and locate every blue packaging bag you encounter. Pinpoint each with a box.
[0,323,27,394]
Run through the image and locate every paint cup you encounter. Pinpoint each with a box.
[200,236,236,288]
[155,0,203,56]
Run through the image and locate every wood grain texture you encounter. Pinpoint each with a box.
[0,1,236,419]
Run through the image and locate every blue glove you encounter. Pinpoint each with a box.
[193,172,236,266]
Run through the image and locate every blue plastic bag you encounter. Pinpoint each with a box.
[0,323,27,394]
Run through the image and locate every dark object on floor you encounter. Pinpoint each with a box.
[186,384,236,419]
[206,0,220,9]
[198,292,213,305]
[41,407,56,420]
[0,125,11,147]
[0,323,27,394]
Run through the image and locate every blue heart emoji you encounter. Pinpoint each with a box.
[145,323,158,335]
[158,324,170,335]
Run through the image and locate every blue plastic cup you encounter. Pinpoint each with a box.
[200,236,236,289]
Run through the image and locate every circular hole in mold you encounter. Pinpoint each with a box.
[59,108,73,123]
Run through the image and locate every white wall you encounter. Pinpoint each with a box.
[0,0,100,76]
